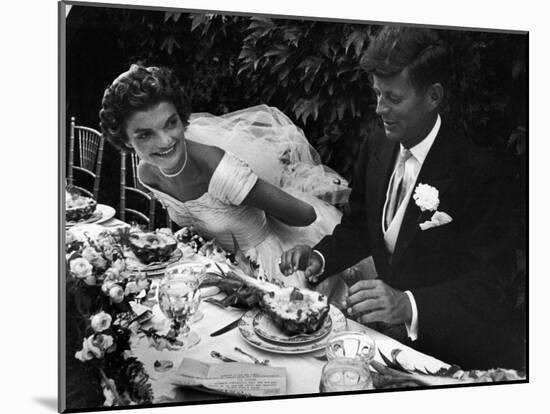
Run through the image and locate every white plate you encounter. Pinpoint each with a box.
[66,204,116,228]
[238,306,347,354]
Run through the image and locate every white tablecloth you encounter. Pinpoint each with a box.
[132,299,448,402]
[88,218,448,401]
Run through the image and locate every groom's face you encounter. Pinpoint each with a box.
[373,69,436,148]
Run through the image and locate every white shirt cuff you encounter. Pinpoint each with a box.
[404,290,418,341]
[307,249,326,283]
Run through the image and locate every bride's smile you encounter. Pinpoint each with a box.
[153,142,177,157]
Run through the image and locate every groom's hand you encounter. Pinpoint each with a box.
[279,245,322,278]
[346,280,412,326]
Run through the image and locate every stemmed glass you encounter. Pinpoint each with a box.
[158,264,204,349]
[165,262,206,324]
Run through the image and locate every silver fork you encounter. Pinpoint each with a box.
[234,347,270,366]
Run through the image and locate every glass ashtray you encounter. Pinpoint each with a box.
[325,330,377,363]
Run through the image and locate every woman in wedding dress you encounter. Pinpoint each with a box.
[99,64,349,298]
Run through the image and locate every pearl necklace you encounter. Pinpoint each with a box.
[160,139,188,178]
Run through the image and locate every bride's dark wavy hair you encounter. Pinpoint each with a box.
[99,64,191,149]
[361,26,450,93]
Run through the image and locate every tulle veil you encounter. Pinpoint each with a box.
[185,105,350,205]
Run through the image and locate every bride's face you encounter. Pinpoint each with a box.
[125,101,186,172]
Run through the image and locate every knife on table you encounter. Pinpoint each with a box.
[210,316,242,337]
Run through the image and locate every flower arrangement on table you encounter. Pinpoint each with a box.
[64,224,268,408]
[65,227,154,408]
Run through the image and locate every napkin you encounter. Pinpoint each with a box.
[170,358,287,397]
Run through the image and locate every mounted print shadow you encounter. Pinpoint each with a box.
[59,1,528,412]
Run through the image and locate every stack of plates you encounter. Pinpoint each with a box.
[238,306,347,354]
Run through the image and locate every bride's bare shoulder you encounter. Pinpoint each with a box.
[190,140,225,173]
[137,161,159,187]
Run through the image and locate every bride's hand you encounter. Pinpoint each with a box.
[279,245,322,278]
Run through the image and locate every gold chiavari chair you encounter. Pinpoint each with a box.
[67,117,105,199]
[120,150,172,230]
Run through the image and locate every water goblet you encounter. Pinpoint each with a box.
[158,268,202,350]
[165,262,207,324]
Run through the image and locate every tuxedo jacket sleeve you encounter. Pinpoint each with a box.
[313,136,375,277]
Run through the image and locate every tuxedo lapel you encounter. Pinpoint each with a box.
[390,124,456,271]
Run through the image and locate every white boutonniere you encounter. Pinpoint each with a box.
[413,183,453,230]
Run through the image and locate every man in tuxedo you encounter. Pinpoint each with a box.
[280,26,524,370]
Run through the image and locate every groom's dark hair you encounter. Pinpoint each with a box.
[361,26,450,92]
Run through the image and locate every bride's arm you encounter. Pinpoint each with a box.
[243,179,317,227]
[202,143,316,226]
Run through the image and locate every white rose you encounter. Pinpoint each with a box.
[66,231,78,245]
[124,281,140,296]
[75,335,103,361]
[91,256,109,271]
[102,247,115,261]
[101,280,116,294]
[104,268,120,281]
[136,277,150,292]
[413,183,440,212]
[97,237,113,250]
[111,259,126,273]
[90,311,112,332]
[81,246,100,262]
[75,349,93,362]
[81,246,110,270]
[109,284,125,303]
[70,258,93,279]
[93,334,116,354]
[75,333,117,362]
[102,384,116,407]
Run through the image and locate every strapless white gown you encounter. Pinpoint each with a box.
[139,105,349,298]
